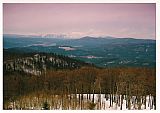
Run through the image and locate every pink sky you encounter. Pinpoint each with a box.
[3,3,155,39]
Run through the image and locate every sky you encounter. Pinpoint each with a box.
[3,3,156,39]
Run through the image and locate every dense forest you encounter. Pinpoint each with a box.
[3,51,156,110]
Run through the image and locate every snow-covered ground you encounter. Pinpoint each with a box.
[80,56,103,59]
[59,46,76,51]
[5,94,155,110]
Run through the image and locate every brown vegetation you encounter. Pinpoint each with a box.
[3,66,156,109]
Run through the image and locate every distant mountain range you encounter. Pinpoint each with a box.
[4,34,69,39]
[3,34,156,67]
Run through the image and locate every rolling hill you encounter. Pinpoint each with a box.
[3,34,156,67]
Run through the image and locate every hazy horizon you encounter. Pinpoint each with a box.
[3,3,156,39]
[3,33,156,40]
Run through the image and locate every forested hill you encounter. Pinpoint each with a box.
[4,49,93,76]
[3,50,156,110]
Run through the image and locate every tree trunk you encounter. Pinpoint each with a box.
[110,93,112,107]
[112,93,114,106]
[128,95,131,110]
[144,95,146,109]
[92,90,95,103]
[79,93,80,109]
[120,95,124,110]
[74,88,77,109]
[137,95,141,110]
[99,87,102,109]
[148,94,151,109]
[118,95,120,107]
[126,95,128,109]
[154,95,156,110]
[62,93,64,110]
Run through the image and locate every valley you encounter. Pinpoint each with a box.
[3,35,156,68]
